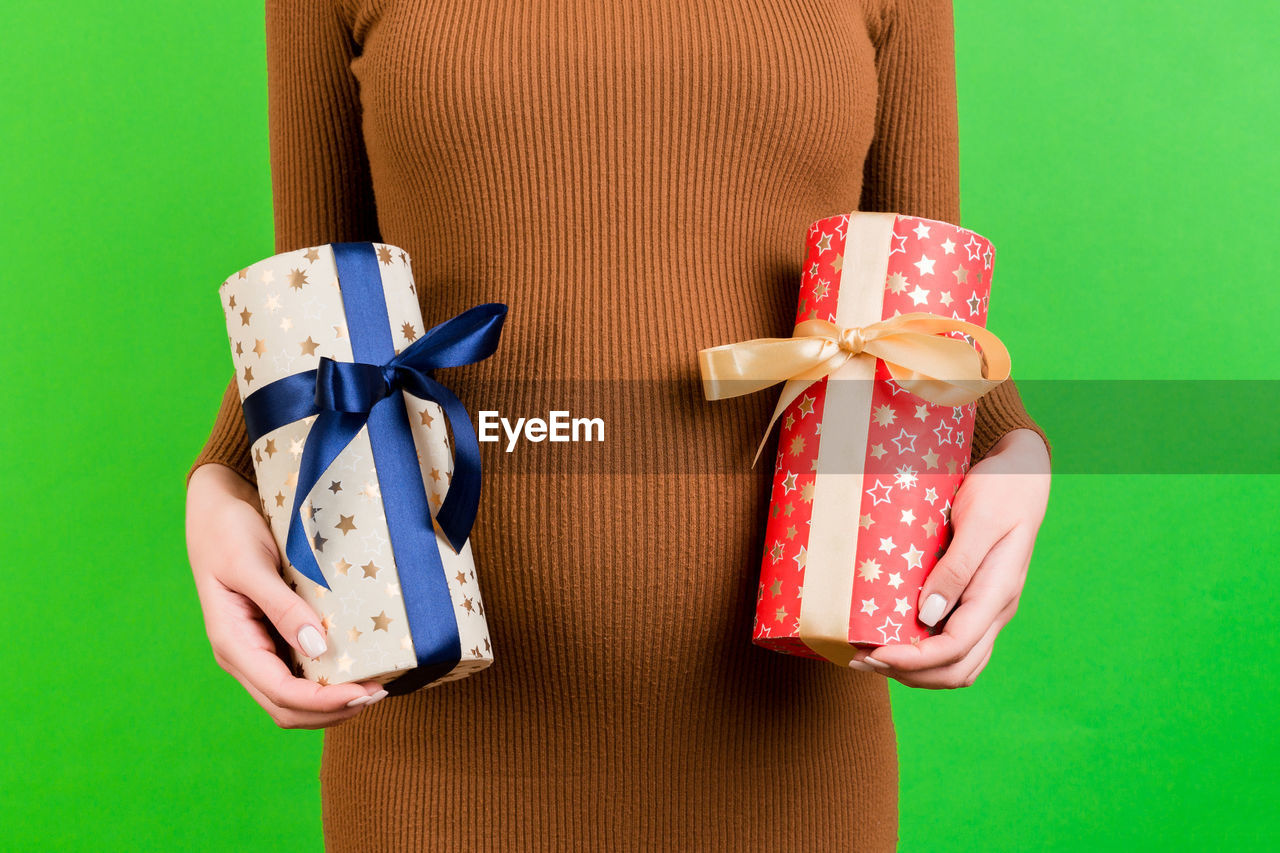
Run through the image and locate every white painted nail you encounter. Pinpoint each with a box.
[919,593,948,627]
[848,659,873,672]
[345,695,372,708]
[298,625,327,658]
[862,657,890,670]
[367,689,389,704]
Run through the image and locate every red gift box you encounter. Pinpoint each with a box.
[699,212,1010,666]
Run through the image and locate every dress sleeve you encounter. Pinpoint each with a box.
[185,0,381,491]
[860,0,1050,463]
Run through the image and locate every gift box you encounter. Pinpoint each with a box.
[219,242,506,693]
[698,212,1010,666]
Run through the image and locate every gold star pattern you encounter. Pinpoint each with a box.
[299,336,319,356]
[320,613,335,631]
[362,560,381,579]
[333,558,352,575]
[328,480,342,493]
[401,322,418,342]
[801,482,816,503]
[251,338,267,357]
[462,597,475,613]
[239,307,252,326]
[774,606,789,624]
[280,316,293,332]
[274,491,286,507]
[859,513,874,529]
[797,395,815,416]
[242,365,254,383]
[371,610,392,631]
[788,434,806,456]
[287,268,308,290]
[335,514,357,534]
[264,438,277,458]
[768,578,783,596]
[831,253,843,274]
[815,232,831,252]
[303,247,320,263]
[419,409,434,427]
[347,626,363,643]
[376,245,393,264]
[455,570,468,585]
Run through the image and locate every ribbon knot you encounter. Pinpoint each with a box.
[838,326,868,355]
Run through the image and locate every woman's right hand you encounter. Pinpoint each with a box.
[185,463,387,728]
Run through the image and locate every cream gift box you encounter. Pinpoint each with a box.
[219,241,506,693]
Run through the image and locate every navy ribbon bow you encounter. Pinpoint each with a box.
[239,242,506,689]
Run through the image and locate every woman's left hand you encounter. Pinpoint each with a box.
[848,428,1051,688]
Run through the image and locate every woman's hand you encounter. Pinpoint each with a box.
[848,428,1051,688]
[185,463,387,727]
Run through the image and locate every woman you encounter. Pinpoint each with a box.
[185,0,1052,849]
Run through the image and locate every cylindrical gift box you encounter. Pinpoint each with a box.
[751,212,997,662]
[219,242,493,690]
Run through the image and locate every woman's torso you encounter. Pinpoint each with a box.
[321,2,902,849]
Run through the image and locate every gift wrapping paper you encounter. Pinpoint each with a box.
[220,243,492,688]
[751,213,998,662]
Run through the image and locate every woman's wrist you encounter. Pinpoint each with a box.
[987,428,1051,472]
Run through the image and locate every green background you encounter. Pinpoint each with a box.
[2,1,1276,850]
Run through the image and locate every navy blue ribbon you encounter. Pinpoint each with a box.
[240,242,506,681]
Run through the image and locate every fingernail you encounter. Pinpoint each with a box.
[367,689,389,705]
[919,593,948,627]
[848,659,874,672]
[345,695,372,708]
[862,656,890,670]
[298,625,327,658]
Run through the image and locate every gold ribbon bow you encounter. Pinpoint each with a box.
[698,311,1011,464]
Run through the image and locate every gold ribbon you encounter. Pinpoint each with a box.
[698,311,1012,465]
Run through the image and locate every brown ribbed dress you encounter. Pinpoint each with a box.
[188,0,1048,848]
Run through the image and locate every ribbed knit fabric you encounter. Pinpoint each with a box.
[187,1,1048,849]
